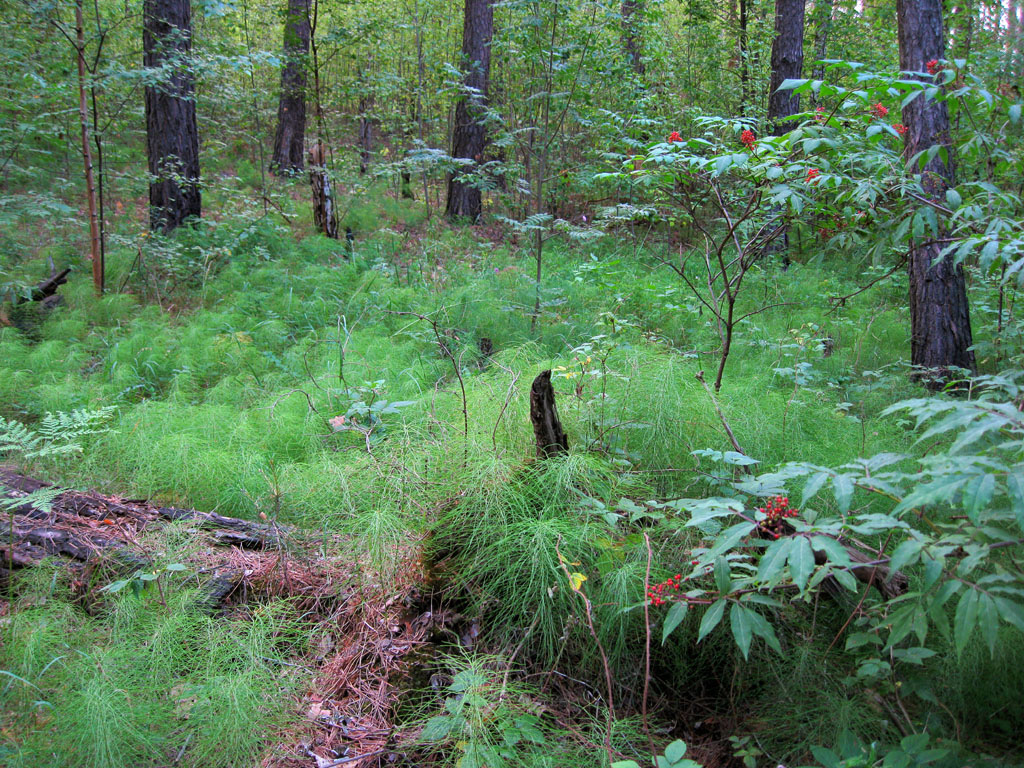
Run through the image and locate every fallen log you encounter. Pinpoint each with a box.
[0,470,287,609]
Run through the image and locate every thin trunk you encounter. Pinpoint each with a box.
[897,0,975,385]
[143,0,201,232]
[739,0,750,116]
[621,0,645,77]
[810,0,834,84]
[445,0,494,221]
[358,66,375,175]
[76,0,102,295]
[270,0,310,174]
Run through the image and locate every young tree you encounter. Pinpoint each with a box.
[767,0,805,135]
[270,0,311,175]
[445,0,493,221]
[74,0,102,294]
[144,0,200,232]
[897,0,975,383]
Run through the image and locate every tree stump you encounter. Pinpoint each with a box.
[309,142,338,239]
[529,370,568,459]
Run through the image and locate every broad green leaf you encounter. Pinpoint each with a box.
[954,589,979,653]
[697,599,727,643]
[810,535,852,568]
[708,522,756,556]
[994,597,1024,633]
[961,473,995,522]
[664,739,688,764]
[757,537,792,584]
[662,601,688,645]
[889,539,924,574]
[833,474,854,513]
[1008,472,1024,532]
[730,604,753,660]
[802,471,829,506]
[788,536,815,591]
[714,555,732,594]
[979,593,999,656]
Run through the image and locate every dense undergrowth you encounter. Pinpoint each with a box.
[2,166,1023,768]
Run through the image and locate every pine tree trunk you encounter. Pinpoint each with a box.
[144,0,201,232]
[897,0,975,386]
[768,0,805,135]
[445,0,493,221]
[270,0,310,175]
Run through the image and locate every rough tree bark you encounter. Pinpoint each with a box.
[144,0,201,232]
[529,370,568,459]
[768,0,805,135]
[445,0,493,221]
[621,0,645,77]
[765,0,805,265]
[897,0,975,385]
[270,0,311,175]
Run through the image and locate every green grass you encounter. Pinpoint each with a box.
[3,174,1023,767]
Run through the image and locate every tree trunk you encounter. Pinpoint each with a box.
[897,0,975,386]
[270,0,310,175]
[308,142,338,239]
[809,0,833,86]
[445,0,493,221]
[144,0,201,233]
[358,89,374,175]
[768,0,804,134]
[621,0,645,77]
[75,0,103,294]
[739,0,750,116]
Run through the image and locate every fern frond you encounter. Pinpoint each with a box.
[0,485,63,515]
[0,418,42,457]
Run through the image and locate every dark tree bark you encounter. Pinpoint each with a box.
[621,0,645,77]
[529,371,568,459]
[270,0,310,175]
[767,0,805,135]
[143,0,201,232]
[445,0,493,221]
[897,0,975,385]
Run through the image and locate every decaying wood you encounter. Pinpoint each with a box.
[309,141,339,240]
[0,470,282,607]
[10,260,71,308]
[529,370,568,459]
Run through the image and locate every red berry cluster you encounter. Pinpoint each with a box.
[926,59,940,75]
[667,131,683,143]
[740,129,756,149]
[805,167,820,184]
[647,573,685,606]
[870,103,889,119]
[815,105,827,124]
[758,495,798,538]
[893,123,907,135]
